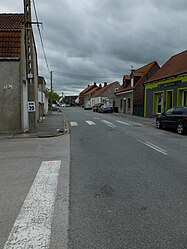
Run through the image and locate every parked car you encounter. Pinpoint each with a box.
[156,106,187,134]
[98,104,113,113]
[84,104,92,110]
[92,103,103,112]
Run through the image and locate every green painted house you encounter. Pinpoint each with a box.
[144,50,187,117]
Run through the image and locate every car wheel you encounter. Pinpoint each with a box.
[177,123,184,134]
[156,119,162,129]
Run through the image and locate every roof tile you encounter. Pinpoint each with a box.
[146,50,187,83]
[0,14,24,58]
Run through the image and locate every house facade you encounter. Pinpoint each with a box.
[38,76,48,117]
[0,14,38,133]
[115,61,160,116]
[84,86,99,106]
[91,82,120,107]
[144,50,187,118]
[78,82,98,106]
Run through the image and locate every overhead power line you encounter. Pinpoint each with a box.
[32,0,50,73]
[54,71,122,80]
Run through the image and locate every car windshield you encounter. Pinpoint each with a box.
[165,107,174,115]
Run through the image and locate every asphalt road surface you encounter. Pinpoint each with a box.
[63,107,187,249]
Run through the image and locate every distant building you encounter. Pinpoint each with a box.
[78,82,98,106]
[91,81,120,107]
[62,95,78,106]
[38,76,49,117]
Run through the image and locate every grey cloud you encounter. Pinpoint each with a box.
[1,0,187,95]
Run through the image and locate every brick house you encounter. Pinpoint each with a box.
[78,82,98,106]
[91,81,120,107]
[84,86,99,106]
[0,14,38,133]
[144,50,187,117]
[115,61,160,116]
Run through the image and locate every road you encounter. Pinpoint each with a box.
[63,107,187,249]
[0,107,187,249]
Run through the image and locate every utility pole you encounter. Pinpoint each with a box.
[50,70,53,109]
[24,0,37,132]
[50,70,53,92]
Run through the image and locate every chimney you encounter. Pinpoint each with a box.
[131,76,134,87]
[94,82,97,86]
[130,70,135,87]
[99,83,102,88]
[104,82,107,87]
[88,84,90,87]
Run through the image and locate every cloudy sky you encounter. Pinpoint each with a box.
[1,0,187,95]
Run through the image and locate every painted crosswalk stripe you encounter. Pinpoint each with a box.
[86,121,96,125]
[101,120,116,128]
[116,120,131,126]
[129,121,143,126]
[70,121,78,126]
[3,160,61,249]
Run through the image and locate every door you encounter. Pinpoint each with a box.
[123,99,126,113]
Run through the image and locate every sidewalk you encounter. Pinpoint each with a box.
[8,111,68,139]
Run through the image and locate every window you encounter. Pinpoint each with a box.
[120,99,123,109]
[128,98,131,109]
[183,91,187,106]
[177,88,187,106]
[166,107,174,115]
[173,107,184,115]
[157,93,163,114]
[166,90,173,109]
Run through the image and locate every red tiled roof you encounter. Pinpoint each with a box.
[0,31,22,57]
[134,60,158,74]
[92,82,118,97]
[79,83,97,95]
[146,50,187,83]
[84,86,98,95]
[38,76,46,85]
[0,14,24,30]
[0,14,24,58]
[116,61,159,94]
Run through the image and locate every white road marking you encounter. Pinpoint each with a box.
[145,141,167,153]
[137,140,168,155]
[129,121,143,126]
[70,121,78,126]
[116,120,131,126]
[86,121,96,125]
[101,120,116,128]
[3,160,61,249]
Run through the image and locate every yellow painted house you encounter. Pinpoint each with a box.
[144,50,187,117]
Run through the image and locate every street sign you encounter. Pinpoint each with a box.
[28,101,35,112]
[27,73,34,79]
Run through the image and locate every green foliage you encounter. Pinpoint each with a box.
[48,91,59,104]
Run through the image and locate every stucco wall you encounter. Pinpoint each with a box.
[0,60,22,133]
[145,78,187,117]
[115,92,133,114]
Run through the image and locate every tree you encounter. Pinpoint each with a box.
[46,89,59,104]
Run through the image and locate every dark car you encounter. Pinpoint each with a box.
[156,106,187,134]
[98,104,113,113]
[92,103,103,112]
